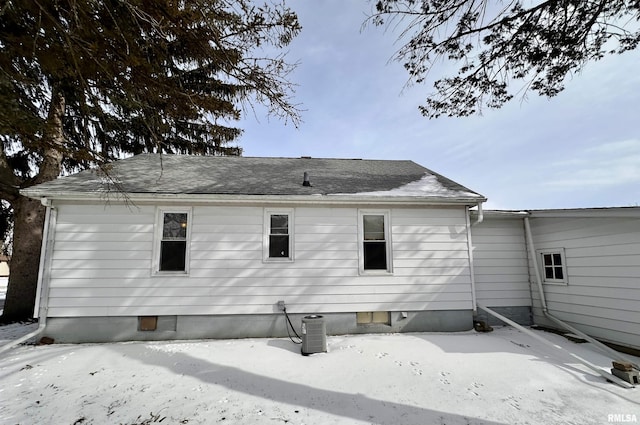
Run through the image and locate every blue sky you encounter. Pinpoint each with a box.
[238,1,640,210]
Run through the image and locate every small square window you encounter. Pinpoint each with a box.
[138,316,158,331]
[538,249,567,284]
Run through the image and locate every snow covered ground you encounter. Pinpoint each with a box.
[0,323,638,425]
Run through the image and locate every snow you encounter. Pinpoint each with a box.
[336,174,482,198]
[0,324,638,425]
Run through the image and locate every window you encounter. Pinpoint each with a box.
[138,316,177,332]
[264,209,294,261]
[155,208,191,273]
[138,316,158,331]
[538,249,567,284]
[359,210,392,273]
[357,311,391,325]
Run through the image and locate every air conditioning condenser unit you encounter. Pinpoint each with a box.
[301,315,326,355]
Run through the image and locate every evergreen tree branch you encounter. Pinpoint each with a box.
[0,141,20,202]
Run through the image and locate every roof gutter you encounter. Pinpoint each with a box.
[527,207,640,219]
[19,191,486,207]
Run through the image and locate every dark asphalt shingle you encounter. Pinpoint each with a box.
[23,154,485,200]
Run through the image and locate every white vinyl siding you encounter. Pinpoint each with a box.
[471,217,531,307]
[44,203,473,317]
[527,215,640,350]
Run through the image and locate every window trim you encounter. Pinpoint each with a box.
[358,210,393,275]
[152,207,192,276]
[263,208,295,263]
[537,248,568,285]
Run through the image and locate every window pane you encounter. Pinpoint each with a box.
[555,267,564,280]
[163,213,187,239]
[364,215,385,241]
[356,312,372,324]
[544,267,554,279]
[364,241,387,270]
[372,311,390,324]
[160,240,186,271]
[543,254,552,266]
[553,253,562,266]
[269,235,289,258]
[270,215,289,235]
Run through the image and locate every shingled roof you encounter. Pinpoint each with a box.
[22,154,485,202]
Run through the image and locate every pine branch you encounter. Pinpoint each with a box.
[0,141,20,201]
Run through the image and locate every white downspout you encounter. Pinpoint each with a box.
[524,216,548,314]
[465,206,477,314]
[0,198,56,354]
[523,215,638,370]
[472,201,484,226]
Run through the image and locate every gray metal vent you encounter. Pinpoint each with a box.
[301,315,326,355]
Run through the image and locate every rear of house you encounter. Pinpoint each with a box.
[23,154,487,342]
[471,208,640,352]
[526,208,640,351]
[22,154,640,349]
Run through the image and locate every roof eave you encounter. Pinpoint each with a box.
[20,189,486,206]
[527,206,640,218]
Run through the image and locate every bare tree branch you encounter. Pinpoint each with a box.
[369,0,640,117]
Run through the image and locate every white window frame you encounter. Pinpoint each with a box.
[152,207,192,275]
[263,208,295,262]
[537,248,568,285]
[358,210,393,275]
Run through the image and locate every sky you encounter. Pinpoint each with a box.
[236,1,640,210]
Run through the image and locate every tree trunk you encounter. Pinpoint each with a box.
[1,85,65,323]
[1,196,46,322]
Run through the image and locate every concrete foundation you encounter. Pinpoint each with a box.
[473,306,532,327]
[43,309,474,343]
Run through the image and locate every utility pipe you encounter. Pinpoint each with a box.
[477,304,634,389]
[0,201,56,355]
[523,216,639,370]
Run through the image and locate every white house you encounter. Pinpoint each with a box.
[21,154,640,351]
[21,154,489,342]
